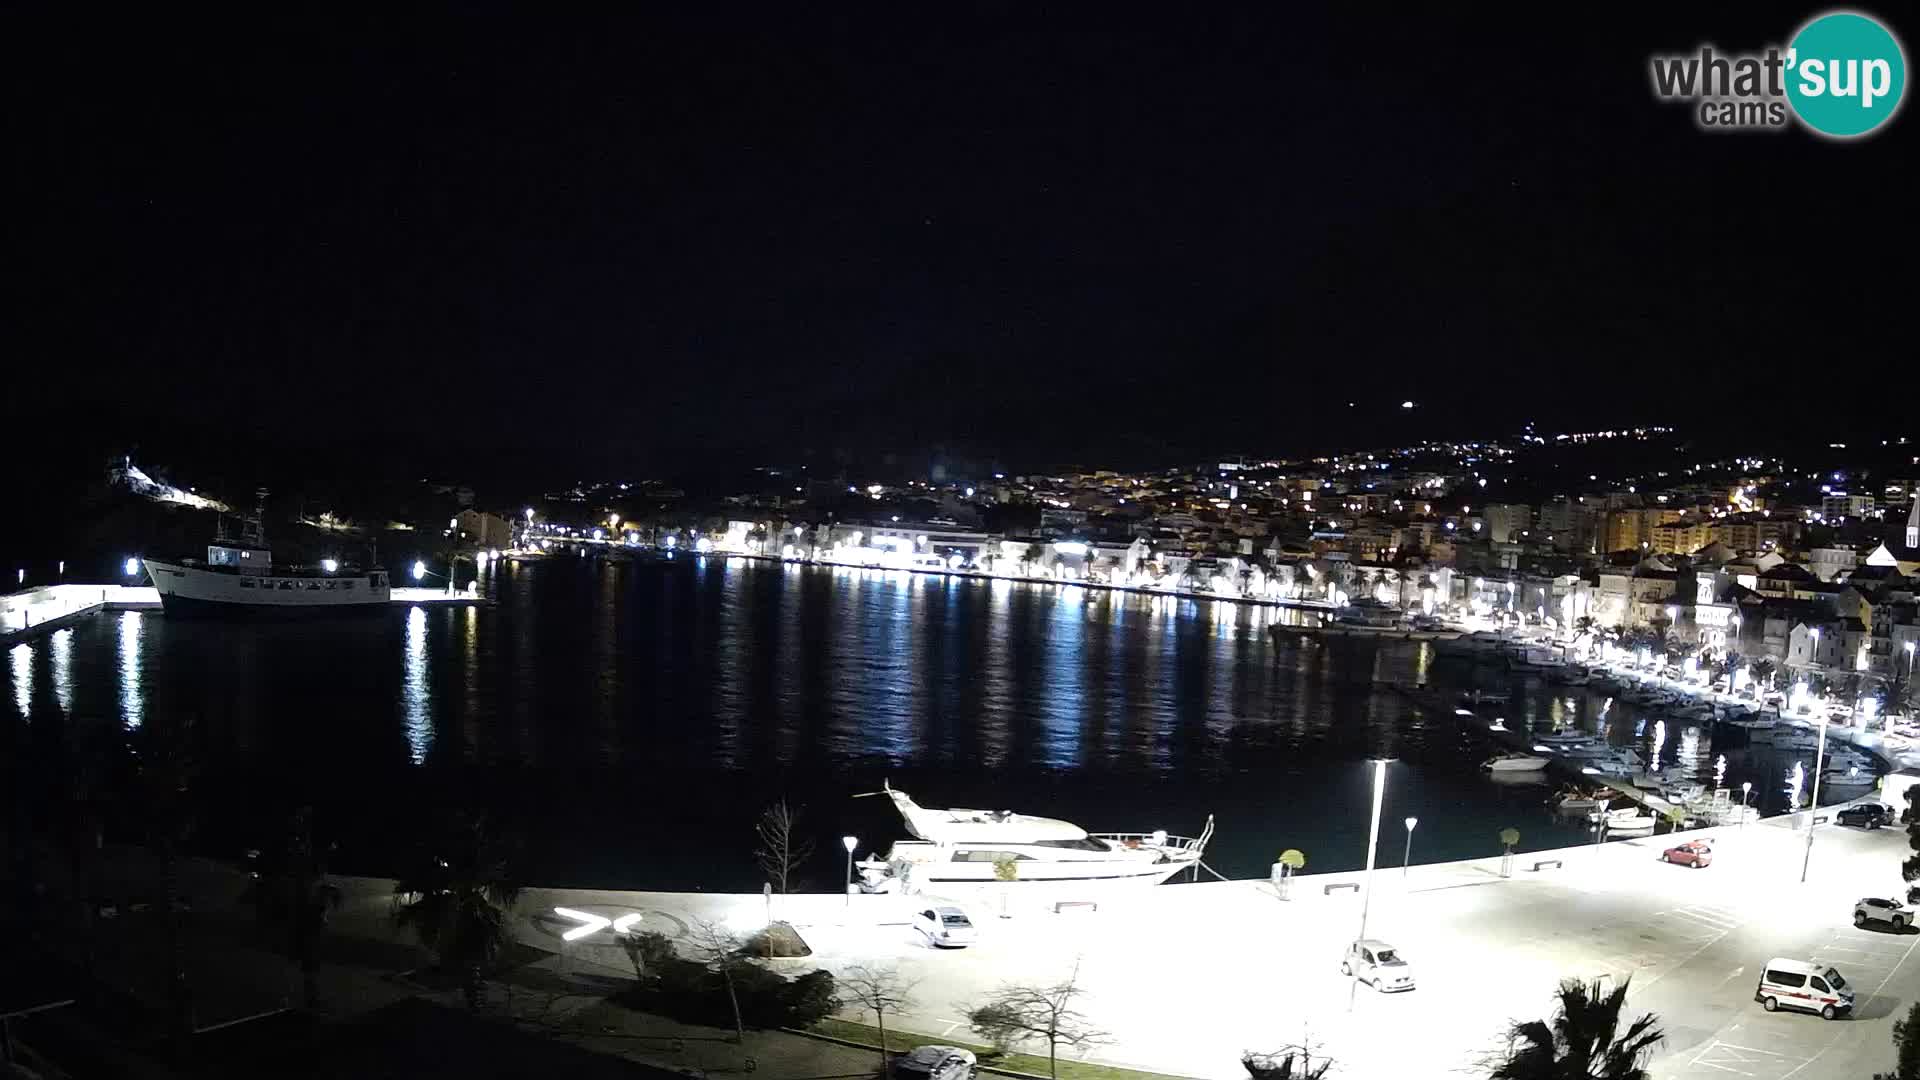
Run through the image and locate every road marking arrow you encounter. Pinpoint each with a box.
[554,907,611,941]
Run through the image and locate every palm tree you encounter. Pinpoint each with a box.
[392,813,521,1009]
[1492,976,1664,1079]
[1274,849,1306,899]
[242,806,342,1010]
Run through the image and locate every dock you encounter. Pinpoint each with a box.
[1269,622,1462,643]
[1,583,485,642]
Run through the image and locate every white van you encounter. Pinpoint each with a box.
[1755,958,1854,1019]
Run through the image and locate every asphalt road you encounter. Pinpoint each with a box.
[518,810,1920,1078]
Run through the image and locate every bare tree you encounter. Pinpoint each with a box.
[839,964,919,1071]
[967,964,1108,1079]
[685,918,749,1043]
[754,800,815,895]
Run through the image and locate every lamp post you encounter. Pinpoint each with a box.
[1350,758,1390,1011]
[842,835,858,907]
[1740,781,1752,831]
[1801,721,1829,884]
[1402,816,1419,883]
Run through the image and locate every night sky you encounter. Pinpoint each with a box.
[6,6,1909,483]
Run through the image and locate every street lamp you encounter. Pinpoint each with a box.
[124,557,141,577]
[1350,758,1391,1010]
[842,835,859,906]
[1740,782,1752,831]
[1801,720,1830,884]
[1402,816,1419,883]
[411,560,426,582]
[1351,760,1397,1006]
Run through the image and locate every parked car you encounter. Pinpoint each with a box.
[1756,957,1854,1020]
[1341,939,1415,992]
[913,905,978,948]
[1837,803,1893,829]
[892,1045,977,1080]
[1661,840,1714,868]
[1855,896,1914,931]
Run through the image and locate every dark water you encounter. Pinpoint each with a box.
[2,557,1845,891]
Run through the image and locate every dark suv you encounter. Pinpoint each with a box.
[1837,803,1893,830]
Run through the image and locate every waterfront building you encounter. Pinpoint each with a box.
[456,509,514,550]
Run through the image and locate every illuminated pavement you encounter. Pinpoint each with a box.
[514,809,1920,1079]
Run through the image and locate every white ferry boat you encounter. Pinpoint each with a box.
[854,782,1212,892]
[140,490,391,616]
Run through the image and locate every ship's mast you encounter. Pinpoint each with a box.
[243,488,269,548]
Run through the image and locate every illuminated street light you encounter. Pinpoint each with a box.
[1741,781,1752,830]
[124,557,141,577]
[411,560,426,582]
[1401,816,1418,883]
[1801,719,1829,884]
[842,835,859,907]
[320,558,339,574]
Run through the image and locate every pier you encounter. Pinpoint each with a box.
[1,583,484,642]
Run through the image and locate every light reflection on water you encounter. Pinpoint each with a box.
[118,611,142,730]
[9,643,28,718]
[51,627,73,714]
[403,605,430,764]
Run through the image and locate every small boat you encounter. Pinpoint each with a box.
[1604,809,1658,834]
[1536,730,1596,743]
[1484,754,1550,773]
[1555,791,1605,813]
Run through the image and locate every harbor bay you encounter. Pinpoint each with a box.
[3,556,1847,893]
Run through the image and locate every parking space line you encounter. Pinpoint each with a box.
[1686,1038,1805,1079]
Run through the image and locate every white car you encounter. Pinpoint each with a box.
[892,1045,977,1080]
[1854,896,1914,931]
[1342,938,1415,992]
[913,905,978,948]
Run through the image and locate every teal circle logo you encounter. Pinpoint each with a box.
[1786,11,1907,138]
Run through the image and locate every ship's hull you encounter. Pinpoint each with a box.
[143,559,390,616]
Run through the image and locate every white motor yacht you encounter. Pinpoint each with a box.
[853,783,1213,892]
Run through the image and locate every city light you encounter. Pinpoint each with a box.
[411,560,426,581]
[124,557,140,576]
[320,558,339,573]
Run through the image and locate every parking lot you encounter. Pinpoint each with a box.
[519,810,1920,1078]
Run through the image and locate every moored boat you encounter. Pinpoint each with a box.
[141,489,391,617]
[853,782,1212,893]
[1484,753,1550,773]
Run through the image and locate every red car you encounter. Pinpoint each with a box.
[1662,840,1714,868]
